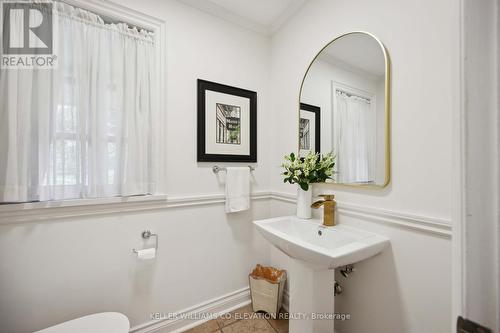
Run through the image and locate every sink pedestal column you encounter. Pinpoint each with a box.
[288,258,335,333]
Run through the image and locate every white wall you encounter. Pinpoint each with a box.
[0,202,271,333]
[268,0,457,332]
[0,0,461,332]
[0,1,273,332]
[270,0,455,219]
[269,200,452,333]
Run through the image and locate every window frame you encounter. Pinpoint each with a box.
[0,0,167,211]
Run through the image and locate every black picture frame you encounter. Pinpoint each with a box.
[299,103,321,154]
[197,79,257,162]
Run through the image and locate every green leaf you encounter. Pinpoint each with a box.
[300,182,309,191]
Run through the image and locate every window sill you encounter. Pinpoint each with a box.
[0,194,168,225]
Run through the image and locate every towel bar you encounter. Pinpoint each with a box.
[212,165,255,174]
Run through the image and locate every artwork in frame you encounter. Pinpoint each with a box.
[299,103,321,156]
[197,79,257,162]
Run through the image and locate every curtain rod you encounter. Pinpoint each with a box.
[56,0,154,33]
[335,88,371,103]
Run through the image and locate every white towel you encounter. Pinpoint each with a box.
[225,167,250,213]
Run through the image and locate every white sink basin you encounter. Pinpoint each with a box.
[254,216,389,269]
[254,215,389,332]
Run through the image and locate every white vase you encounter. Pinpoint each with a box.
[296,186,312,219]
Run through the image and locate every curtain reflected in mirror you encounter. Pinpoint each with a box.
[334,89,376,183]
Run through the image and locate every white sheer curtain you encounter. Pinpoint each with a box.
[0,2,157,202]
[333,90,376,183]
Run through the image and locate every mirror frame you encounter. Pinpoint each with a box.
[298,31,391,189]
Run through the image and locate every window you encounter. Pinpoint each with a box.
[0,1,160,203]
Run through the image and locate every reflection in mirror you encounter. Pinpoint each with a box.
[299,32,390,187]
[299,103,321,156]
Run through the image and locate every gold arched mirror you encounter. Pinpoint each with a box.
[299,31,391,188]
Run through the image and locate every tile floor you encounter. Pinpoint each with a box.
[184,304,289,333]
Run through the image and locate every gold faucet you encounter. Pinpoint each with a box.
[311,195,337,227]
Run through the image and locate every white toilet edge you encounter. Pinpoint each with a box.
[33,312,130,333]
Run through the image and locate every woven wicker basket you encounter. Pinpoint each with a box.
[249,271,286,317]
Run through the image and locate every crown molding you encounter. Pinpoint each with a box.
[178,0,308,37]
[268,0,308,35]
[179,0,268,35]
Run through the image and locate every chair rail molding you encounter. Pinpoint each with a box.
[269,191,452,238]
[0,192,272,224]
[0,191,452,238]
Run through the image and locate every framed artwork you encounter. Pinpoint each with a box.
[197,79,257,162]
[299,103,321,156]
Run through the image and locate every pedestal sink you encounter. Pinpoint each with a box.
[253,216,389,333]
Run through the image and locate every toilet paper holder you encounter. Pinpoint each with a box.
[132,230,158,254]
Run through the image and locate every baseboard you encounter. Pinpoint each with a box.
[129,287,251,333]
